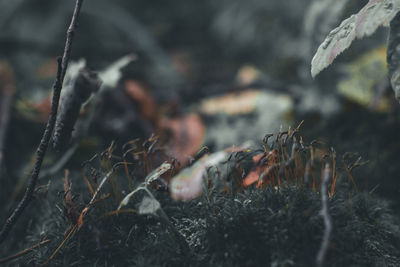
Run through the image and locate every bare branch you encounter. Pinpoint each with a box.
[0,0,85,245]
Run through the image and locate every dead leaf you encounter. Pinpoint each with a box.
[199,90,260,115]
[138,196,161,215]
[125,80,158,123]
[170,151,227,201]
[158,113,206,165]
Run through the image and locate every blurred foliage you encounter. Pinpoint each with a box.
[1,0,400,266]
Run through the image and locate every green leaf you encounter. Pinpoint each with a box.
[311,0,400,78]
[387,12,400,100]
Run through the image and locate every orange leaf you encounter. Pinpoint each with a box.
[243,170,259,187]
[158,113,206,165]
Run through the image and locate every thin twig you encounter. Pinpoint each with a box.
[43,163,124,266]
[41,226,76,267]
[97,209,137,221]
[316,163,332,267]
[0,239,51,264]
[0,0,85,245]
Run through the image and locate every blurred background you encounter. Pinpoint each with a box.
[1,0,400,218]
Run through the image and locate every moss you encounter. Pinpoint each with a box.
[8,179,398,267]
[4,133,400,267]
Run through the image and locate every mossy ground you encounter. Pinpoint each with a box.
[3,162,400,267]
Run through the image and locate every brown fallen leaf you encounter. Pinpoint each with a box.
[125,80,158,123]
[243,150,280,187]
[243,153,265,187]
[158,113,206,165]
